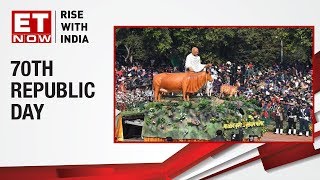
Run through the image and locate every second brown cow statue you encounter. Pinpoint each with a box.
[153,69,213,101]
[219,82,240,98]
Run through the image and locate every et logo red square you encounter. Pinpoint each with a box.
[12,11,52,43]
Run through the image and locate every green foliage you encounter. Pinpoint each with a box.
[197,98,211,109]
[116,28,312,68]
[116,29,147,65]
[141,96,265,140]
[216,103,226,114]
[145,117,152,126]
[182,101,192,108]
[156,117,166,126]
[224,101,238,111]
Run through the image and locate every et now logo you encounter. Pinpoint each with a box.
[12,11,52,43]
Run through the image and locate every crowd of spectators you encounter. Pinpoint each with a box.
[115,61,312,136]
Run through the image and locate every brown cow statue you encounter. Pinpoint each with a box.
[219,82,240,98]
[153,69,213,101]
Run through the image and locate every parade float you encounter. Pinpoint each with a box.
[116,70,266,142]
[116,96,265,142]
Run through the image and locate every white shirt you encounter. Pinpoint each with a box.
[185,53,206,72]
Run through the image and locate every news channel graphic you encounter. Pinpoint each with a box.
[11,10,89,43]
[114,26,313,143]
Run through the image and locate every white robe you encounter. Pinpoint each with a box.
[185,53,206,72]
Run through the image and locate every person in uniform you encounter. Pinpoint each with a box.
[286,102,299,135]
[274,104,285,134]
[211,130,225,141]
[230,62,236,85]
[185,47,212,72]
[298,102,311,137]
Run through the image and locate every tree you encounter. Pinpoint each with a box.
[116,28,147,65]
[115,27,312,69]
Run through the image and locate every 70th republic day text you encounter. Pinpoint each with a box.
[10,60,95,120]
